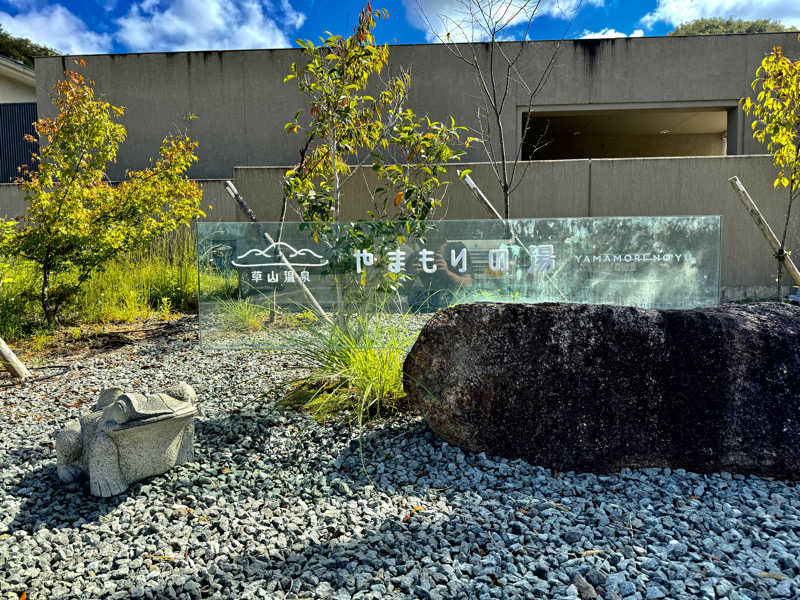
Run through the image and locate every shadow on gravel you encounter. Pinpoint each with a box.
[7,464,128,533]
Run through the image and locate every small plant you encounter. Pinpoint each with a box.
[159,297,173,321]
[220,298,267,332]
[30,328,54,353]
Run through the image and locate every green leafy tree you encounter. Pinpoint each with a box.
[0,65,204,325]
[0,25,58,68]
[741,34,800,293]
[669,18,795,36]
[283,5,472,308]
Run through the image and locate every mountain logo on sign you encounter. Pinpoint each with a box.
[232,242,329,268]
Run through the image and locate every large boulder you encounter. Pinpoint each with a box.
[403,302,800,478]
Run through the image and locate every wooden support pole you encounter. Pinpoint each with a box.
[0,336,31,380]
[728,176,800,287]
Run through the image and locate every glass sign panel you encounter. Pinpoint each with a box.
[196,216,721,350]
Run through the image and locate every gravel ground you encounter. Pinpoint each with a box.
[1,316,799,600]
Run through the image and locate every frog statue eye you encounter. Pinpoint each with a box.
[104,398,130,425]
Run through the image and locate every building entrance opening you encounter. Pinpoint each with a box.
[522,108,730,160]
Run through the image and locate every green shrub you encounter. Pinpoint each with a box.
[75,227,199,323]
[0,66,204,326]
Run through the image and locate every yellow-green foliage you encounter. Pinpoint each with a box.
[741,35,800,193]
[281,307,416,424]
[282,6,473,302]
[0,255,38,339]
[78,229,200,323]
[0,64,204,325]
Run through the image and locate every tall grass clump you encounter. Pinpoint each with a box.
[77,227,199,323]
[0,226,233,338]
[0,256,39,340]
[219,298,268,332]
[281,302,418,424]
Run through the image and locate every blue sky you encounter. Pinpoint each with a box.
[1,0,799,55]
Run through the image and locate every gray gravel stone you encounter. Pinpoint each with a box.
[0,316,798,599]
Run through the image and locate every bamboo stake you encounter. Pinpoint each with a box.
[728,176,800,287]
[0,336,31,379]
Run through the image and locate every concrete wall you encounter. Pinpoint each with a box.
[197,180,232,220]
[228,155,797,298]
[0,183,26,218]
[2,155,795,297]
[588,156,798,296]
[0,76,35,103]
[35,33,800,180]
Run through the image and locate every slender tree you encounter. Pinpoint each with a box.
[417,0,573,218]
[283,5,472,311]
[741,34,800,297]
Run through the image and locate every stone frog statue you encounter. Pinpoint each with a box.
[54,382,197,497]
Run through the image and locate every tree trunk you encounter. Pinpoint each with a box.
[41,265,52,327]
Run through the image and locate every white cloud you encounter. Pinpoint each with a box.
[581,27,644,39]
[115,0,306,52]
[641,0,800,30]
[280,0,306,30]
[403,0,605,43]
[0,4,113,54]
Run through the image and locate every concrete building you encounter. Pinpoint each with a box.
[33,33,799,180]
[21,33,800,296]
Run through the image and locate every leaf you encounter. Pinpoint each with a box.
[757,571,787,581]
[488,573,501,586]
